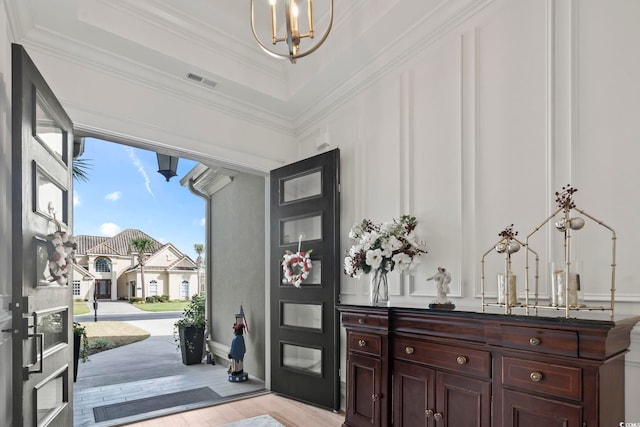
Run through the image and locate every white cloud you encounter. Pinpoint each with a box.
[104,191,122,201]
[199,217,205,226]
[99,223,121,236]
[127,147,154,196]
[73,194,81,207]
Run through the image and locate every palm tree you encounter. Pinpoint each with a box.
[194,243,204,292]
[72,157,92,182]
[131,237,155,300]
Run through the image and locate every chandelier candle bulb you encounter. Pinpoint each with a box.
[497,272,518,305]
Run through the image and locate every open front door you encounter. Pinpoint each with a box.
[11,44,75,427]
[270,148,340,411]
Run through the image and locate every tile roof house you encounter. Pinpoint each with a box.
[72,229,202,301]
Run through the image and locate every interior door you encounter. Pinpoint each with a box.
[11,44,74,427]
[270,148,340,410]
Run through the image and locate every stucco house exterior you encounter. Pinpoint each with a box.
[72,229,202,301]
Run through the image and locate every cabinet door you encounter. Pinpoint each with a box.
[503,390,582,427]
[393,360,435,427]
[346,353,383,427]
[437,371,491,427]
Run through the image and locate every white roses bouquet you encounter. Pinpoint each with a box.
[343,215,427,279]
[47,230,77,285]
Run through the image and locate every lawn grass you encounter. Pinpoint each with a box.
[73,301,90,315]
[132,300,189,312]
[78,321,150,356]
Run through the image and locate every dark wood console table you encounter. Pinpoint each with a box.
[338,305,639,427]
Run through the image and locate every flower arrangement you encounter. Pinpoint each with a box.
[46,230,77,285]
[343,215,427,279]
[73,322,90,362]
[282,250,313,288]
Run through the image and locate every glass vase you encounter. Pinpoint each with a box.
[369,269,389,306]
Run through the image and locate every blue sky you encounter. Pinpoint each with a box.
[73,138,205,260]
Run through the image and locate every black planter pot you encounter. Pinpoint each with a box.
[73,333,81,382]
[178,325,205,365]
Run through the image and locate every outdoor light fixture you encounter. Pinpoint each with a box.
[250,0,333,64]
[156,153,178,182]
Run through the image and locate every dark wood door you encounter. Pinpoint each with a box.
[269,149,340,410]
[347,353,383,427]
[393,360,435,427]
[437,371,491,427]
[94,279,111,299]
[11,43,74,427]
[503,390,582,427]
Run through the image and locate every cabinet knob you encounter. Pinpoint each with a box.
[358,318,365,324]
[358,339,366,347]
[371,394,379,402]
[456,356,468,365]
[530,371,543,382]
[434,412,443,421]
[529,337,540,346]
[425,409,434,418]
[405,346,415,355]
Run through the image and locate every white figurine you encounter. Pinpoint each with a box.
[427,267,452,305]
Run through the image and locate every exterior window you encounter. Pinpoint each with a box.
[181,281,189,299]
[149,280,158,296]
[95,258,111,273]
[73,280,81,296]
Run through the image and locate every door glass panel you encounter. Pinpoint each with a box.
[282,170,322,203]
[35,237,54,286]
[35,371,67,426]
[34,94,65,161]
[282,343,322,376]
[34,164,65,222]
[305,260,321,285]
[281,214,322,245]
[282,302,322,330]
[36,309,67,352]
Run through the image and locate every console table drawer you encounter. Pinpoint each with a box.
[394,337,491,379]
[348,332,382,357]
[342,312,388,330]
[502,356,582,401]
[488,325,578,357]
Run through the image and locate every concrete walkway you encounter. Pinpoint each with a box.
[73,309,265,426]
[81,300,149,315]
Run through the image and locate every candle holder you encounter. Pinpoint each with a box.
[481,225,539,315]
[524,185,616,318]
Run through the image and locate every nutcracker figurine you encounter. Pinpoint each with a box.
[228,307,249,382]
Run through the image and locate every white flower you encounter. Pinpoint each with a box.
[392,252,411,271]
[344,257,355,275]
[361,231,378,251]
[407,256,422,273]
[365,249,383,270]
[380,222,395,233]
[349,244,362,257]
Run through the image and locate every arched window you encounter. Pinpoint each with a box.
[181,281,189,299]
[149,280,158,296]
[95,258,111,273]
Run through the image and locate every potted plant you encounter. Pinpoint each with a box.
[174,293,206,365]
[73,322,90,381]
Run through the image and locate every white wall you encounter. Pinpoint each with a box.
[297,0,640,418]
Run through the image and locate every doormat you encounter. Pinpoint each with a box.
[93,386,220,422]
[223,414,284,427]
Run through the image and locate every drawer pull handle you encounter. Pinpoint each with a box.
[456,356,468,365]
[530,372,543,382]
[405,346,415,355]
[358,339,367,347]
[371,394,379,402]
[425,409,434,418]
[358,318,365,324]
[433,412,443,421]
[530,337,540,346]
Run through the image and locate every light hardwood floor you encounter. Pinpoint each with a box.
[123,393,344,427]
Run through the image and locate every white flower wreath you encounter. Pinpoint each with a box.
[282,249,313,288]
[47,230,77,286]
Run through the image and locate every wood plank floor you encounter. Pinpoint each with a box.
[123,393,345,427]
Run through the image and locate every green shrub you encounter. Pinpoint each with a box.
[129,297,143,304]
[158,295,169,302]
[90,337,115,350]
[145,296,159,303]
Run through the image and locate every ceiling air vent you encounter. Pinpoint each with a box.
[185,72,217,89]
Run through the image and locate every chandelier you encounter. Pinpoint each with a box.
[250,0,334,64]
